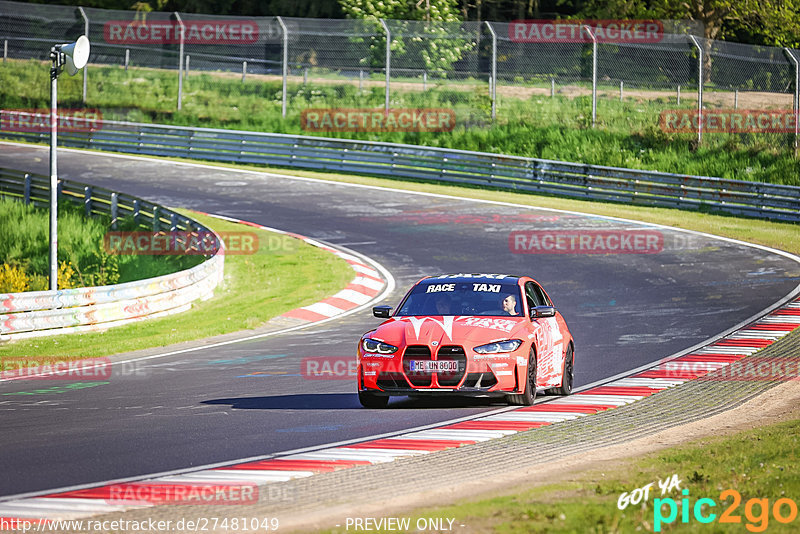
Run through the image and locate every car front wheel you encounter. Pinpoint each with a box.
[507,347,537,406]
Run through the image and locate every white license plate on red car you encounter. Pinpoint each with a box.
[409,360,458,372]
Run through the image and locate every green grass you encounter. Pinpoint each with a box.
[322,415,800,533]
[2,58,798,186]
[0,196,201,288]
[0,210,354,360]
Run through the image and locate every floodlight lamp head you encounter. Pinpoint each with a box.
[58,35,90,76]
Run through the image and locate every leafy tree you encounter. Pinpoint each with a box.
[340,0,474,76]
[579,0,800,48]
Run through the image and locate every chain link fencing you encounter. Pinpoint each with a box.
[0,0,798,150]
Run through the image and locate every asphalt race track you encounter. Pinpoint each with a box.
[1,142,798,498]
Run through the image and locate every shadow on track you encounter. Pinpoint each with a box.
[202,394,504,410]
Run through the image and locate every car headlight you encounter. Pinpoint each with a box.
[473,339,523,354]
[362,338,399,354]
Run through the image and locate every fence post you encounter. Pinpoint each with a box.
[784,48,799,153]
[3,39,6,62]
[677,85,681,105]
[110,192,118,230]
[551,78,555,97]
[153,206,160,232]
[620,81,623,101]
[185,54,190,78]
[485,21,497,122]
[583,25,597,127]
[380,19,391,116]
[689,35,703,145]
[84,186,92,216]
[124,49,129,71]
[734,88,738,109]
[23,174,31,204]
[277,16,288,118]
[359,69,363,92]
[175,12,185,111]
[242,61,246,82]
[133,198,140,224]
[78,7,88,103]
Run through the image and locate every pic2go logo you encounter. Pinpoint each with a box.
[654,489,798,532]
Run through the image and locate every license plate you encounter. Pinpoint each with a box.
[409,360,458,372]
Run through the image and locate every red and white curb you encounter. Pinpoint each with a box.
[199,212,389,324]
[1,298,797,523]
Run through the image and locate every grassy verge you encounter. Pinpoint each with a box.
[0,210,354,360]
[1,59,798,185]
[334,415,800,533]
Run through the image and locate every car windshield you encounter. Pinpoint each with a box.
[396,280,523,317]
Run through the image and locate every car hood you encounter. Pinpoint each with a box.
[368,315,529,350]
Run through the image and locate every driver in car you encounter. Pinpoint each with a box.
[502,294,519,316]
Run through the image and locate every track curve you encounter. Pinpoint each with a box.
[1,142,798,498]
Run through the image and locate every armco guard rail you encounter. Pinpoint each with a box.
[1,112,800,221]
[0,167,224,339]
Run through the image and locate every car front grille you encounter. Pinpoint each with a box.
[403,345,433,387]
[435,345,467,386]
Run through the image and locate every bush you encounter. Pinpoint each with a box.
[0,264,29,293]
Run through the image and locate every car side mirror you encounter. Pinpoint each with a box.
[373,305,392,318]
[530,305,556,319]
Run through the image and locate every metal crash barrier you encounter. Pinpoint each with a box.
[0,167,224,339]
[2,113,798,222]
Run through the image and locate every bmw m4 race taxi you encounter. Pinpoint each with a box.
[357,274,574,408]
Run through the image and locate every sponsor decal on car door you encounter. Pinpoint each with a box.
[536,318,564,387]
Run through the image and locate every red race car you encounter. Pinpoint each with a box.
[357,273,574,408]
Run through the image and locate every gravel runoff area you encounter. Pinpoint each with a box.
[36,327,800,533]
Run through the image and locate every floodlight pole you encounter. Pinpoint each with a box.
[78,7,88,103]
[49,47,61,291]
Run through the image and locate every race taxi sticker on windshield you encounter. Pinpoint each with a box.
[473,283,501,292]
[426,284,455,293]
